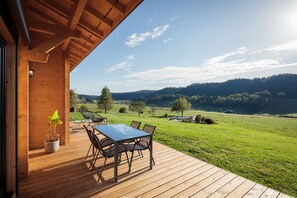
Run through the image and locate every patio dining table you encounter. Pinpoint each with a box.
[93,124,153,182]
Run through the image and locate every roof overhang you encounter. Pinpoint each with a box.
[22,0,143,71]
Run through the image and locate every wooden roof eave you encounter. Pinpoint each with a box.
[23,0,143,70]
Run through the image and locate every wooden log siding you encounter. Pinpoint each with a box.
[29,46,65,149]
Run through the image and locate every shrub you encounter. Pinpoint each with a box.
[201,117,216,124]
[119,107,127,113]
[195,115,202,123]
[164,113,168,118]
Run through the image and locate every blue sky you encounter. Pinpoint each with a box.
[71,0,297,94]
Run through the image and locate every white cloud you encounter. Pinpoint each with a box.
[266,40,297,51]
[124,42,297,89]
[125,24,170,47]
[106,54,135,73]
[204,46,247,65]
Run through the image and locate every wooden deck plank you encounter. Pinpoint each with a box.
[140,163,213,197]
[208,176,247,198]
[225,179,256,198]
[18,126,291,198]
[243,183,268,198]
[191,172,237,198]
[172,169,229,197]
[260,188,280,198]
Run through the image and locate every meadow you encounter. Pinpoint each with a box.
[71,103,297,197]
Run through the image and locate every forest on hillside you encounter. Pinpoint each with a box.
[78,74,297,113]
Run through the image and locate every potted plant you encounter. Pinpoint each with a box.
[44,110,63,153]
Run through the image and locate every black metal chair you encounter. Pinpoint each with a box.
[78,109,107,126]
[128,124,156,171]
[89,131,131,182]
[83,125,113,162]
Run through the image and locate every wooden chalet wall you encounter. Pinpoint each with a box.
[18,46,70,176]
[29,46,69,149]
[0,16,18,192]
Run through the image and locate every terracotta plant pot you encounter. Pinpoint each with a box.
[44,139,60,153]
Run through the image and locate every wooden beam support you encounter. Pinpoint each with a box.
[85,5,113,28]
[62,0,88,51]
[32,30,81,53]
[23,50,49,63]
[71,40,90,51]
[105,0,125,15]
[78,20,103,38]
[69,0,88,30]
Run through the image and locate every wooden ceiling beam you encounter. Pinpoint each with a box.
[29,19,67,35]
[68,51,83,59]
[85,5,113,28]
[36,0,70,20]
[29,6,65,27]
[78,20,103,38]
[68,44,87,55]
[63,0,88,51]
[81,35,95,45]
[68,44,86,56]
[68,54,80,63]
[105,0,125,15]
[71,40,90,51]
[32,30,81,53]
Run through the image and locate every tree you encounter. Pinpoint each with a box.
[129,101,146,116]
[70,89,78,111]
[97,86,113,113]
[171,97,191,115]
[148,105,157,117]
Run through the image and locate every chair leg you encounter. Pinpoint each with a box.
[153,157,155,165]
[140,150,143,158]
[128,150,135,172]
[124,151,130,172]
[85,143,93,160]
[98,158,107,182]
[92,150,100,170]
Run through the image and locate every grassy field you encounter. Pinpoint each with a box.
[71,103,297,197]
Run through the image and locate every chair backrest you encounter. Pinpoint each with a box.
[143,124,156,135]
[141,124,156,144]
[90,132,106,156]
[83,125,95,145]
[130,120,141,129]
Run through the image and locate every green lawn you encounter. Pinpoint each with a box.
[71,103,297,197]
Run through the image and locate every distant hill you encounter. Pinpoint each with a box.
[112,90,155,100]
[78,73,297,100]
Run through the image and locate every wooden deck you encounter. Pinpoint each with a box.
[18,126,291,198]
